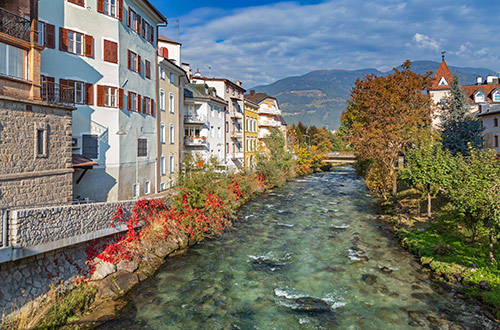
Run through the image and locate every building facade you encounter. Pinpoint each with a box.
[243,97,259,170]
[245,90,283,142]
[38,0,166,201]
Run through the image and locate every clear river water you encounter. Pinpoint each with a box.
[100,166,496,329]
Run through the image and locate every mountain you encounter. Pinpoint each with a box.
[252,61,498,129]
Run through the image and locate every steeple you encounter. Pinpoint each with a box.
[430,54,453,91]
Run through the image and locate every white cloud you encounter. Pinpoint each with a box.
[412,33,440,51]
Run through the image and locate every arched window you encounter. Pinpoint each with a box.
[169,92,174,113]
[160,122,165,143]
[169,124,175,144]
[160,89,165,110]
[169,155,175,173]
[494,91,500,102]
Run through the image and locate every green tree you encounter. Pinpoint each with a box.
[400,142,454,218]
[256,128,294,186]
[440,75,483,155]
[342,60,434,202]
[311,127,335,152]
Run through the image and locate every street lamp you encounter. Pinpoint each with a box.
[116,128,139,198]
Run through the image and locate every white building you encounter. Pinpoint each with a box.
[183,84,227,166]
[38,0,166,201]
[191,74,246,170]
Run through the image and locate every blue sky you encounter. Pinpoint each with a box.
[151,0,500,88]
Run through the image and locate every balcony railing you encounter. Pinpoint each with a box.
[258,106,280,115]
[184,114,208,124]
[230,111,243,119]
[41,81,75,106]
[0,8,31,42]
[184,136,207,146]
[259,118,281,127]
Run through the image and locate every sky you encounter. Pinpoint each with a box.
[151,0,500,88]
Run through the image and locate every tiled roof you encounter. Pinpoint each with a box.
[430,60,454,91]
[72,154,98,168]
[277,115,287,126]
[244,92,276,104]
[158,34,182,45]
[461,84,500,103]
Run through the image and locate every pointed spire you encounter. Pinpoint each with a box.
[430,55,453,91]
[441,51,445,62]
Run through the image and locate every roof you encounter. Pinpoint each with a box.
[461,84,500,103]
[140,0,167,23]
[245,92,277,104]
[184,84,227,105]
[72,154,98,168]
[277,115,287,126]
[158,34,182,45]
[430,60,454,91]
[191,77,246,93]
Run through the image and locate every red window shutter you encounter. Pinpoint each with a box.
[151,100,155,116]
[59,27,68,52]
[103,40,110,62]
[161,47,168,58]
[118,0,123,20]
[127,50,131,69]
[137,55,142,74]
[86,83,93,105]
[84,35,94,57]
[118,88,124,108]
[97,0,104,13]
[149,25,154,43]
[142,19,146,38]
[127,91,131,110]
[127,7,131,27]
[137,94,141,112]
[46,24,55,48]
[111,42,118,63]
[97,85,105,106]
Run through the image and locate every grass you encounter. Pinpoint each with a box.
[391,186,500,314]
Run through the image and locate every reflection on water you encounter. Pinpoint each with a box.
[101,166,494,329]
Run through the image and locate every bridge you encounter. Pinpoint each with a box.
[322,152,357,164]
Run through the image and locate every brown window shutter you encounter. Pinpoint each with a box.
[84,35,94,57]
[127,91,131,110]
[143,97,146,114]
[103,40,110,62]
[112,42,118,63]
[127,50,131,69]
[141,19,145,38]
[127,7,131,27]
[97,85,105,106]
[137,94,141,112]
[138,55,141,74]
[149,25,154,43]
[77,0,85,7]
[118,88,124,108]
[59,78,69,87]
[137,14,141,33]
[118,0,123,20]
[97,0,104,13]
[145,60,150,79]
[151,100,155,116]
[86,83,93,105]
[46,24,55,48]
[59,27,68,52]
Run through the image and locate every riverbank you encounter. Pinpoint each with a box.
[379,187,500,322]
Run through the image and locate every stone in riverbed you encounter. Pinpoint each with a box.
[361,274,377,285]
[323,266,345,273]
[479,280,491,291]
[112,270,139,293]
[91,261,117,281]
[293,297,334,315]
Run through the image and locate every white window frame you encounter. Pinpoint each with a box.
[104,86,117,107]
[169,93,174,113]
[160,68,165,80]
[160,155,166,175]
[133,183,139,198]
[169,155,175,174]
[169,72,174,83]
[160,182,166,191]
[169,124,175,144]
[145,180,151,194]
[0,42,27,79]
[68,30,84,55]
[494,92,500,102]
[160,89,165,110]
[104,0,117,18]
[160,122,166,143]
[475,92,485,103]
[38,21,45,46]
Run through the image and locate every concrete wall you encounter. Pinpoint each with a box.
[0,97,73,207]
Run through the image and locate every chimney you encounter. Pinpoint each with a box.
[487,75,495,84]
[250,89,255,95]
[194,69,201,78]
[182,63,192,78]
[477,76,483,85]
[236,80,242,87]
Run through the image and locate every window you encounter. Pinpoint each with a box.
[68,30,83,55]
[97,0,123,19]
[133,184,139,198]
[127,50,141,73]
[68,0,85,7]
[104,0,116,17]
[104,86,117,107]
[142,20,154,43]
[169,155,175,174]
[128,7,141,34]
[160,89,165,110]
[160,67,166,79]
[103,40,118,63]
[475,92,485,103]
[494,92,500,102]
[0,42,26,79]
[144,96,151,114]
[160,122,166,143]
[97,85,123,108]
[211,126,214,138]
[160,182,166,191]
[60,28,93,57]
[70,80,85,104]
[128,91,138,111]
[160,156,166,175]
[218,127,221,138]
[138,138,147,157]
[38,21,45,46]
[169,124,175,144]
[35,124,47,158]
[169,93,174,113]
[495,135,499,148]
[145,59,151,79]
[82,134,98,159]
[495,118,499,127]
[169,72,174,84]
[145,180,151,194]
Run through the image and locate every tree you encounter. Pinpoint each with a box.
[342,60,434,201]
[440,75,483,155]
[400,142,454,218]
[256,128,293,186]
[311,127,335,152]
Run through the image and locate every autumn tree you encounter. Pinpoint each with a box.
[342,60,434,201]
[440,74,483,155]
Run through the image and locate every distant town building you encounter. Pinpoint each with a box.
[243,98,259,170]
[38,0,166,201]
[245,90,283,141]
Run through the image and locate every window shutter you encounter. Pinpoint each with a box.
[145,60,150,79]
[97,85,105,106]
[103,40,110,62]
[84,35,93,57]
[142,19,146,38]
[138,55,142,74]
[151,100,155,116]
[127,50,131,69]
[111,42,118,63]
[149,24,154,43]
[127,91,131,110]
[59,78,69,87]
[161,47,168,58]
[118,0,123,20]
[46,24,55,48]
[86,83,93,105]
[127,7,131,27]
[137,14,141,33]
[143,97,146,114]
[97,0,104,13]
[59,27,68,52]
[118,88,124,108]
[137,94,141,112]
[77,0,85,7]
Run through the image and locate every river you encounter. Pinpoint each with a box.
[100,166,495,329]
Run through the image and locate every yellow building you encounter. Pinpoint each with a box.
[243,97,259,170]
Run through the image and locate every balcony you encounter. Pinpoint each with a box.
[259,118,281,127]
[0,7,31,42]
[184,136,207,147]
[258,106,280,115]
[41,81,75,106]
[230,130,243,139]
[231,152,244,159]
[230,110,243,119]
[184,114,208,125]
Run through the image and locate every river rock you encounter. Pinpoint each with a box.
[479,280,491,291]
[323,266,345,273]
[361,274,377,285]
[112,270,139,293]
[117,260,139,273]
[378,266,393,274]
[91,261,117,281]
[407,310,428,327]
[293,297,333,314]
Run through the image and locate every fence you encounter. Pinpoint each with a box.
[41,80,75,106]
[0,7,31,42]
